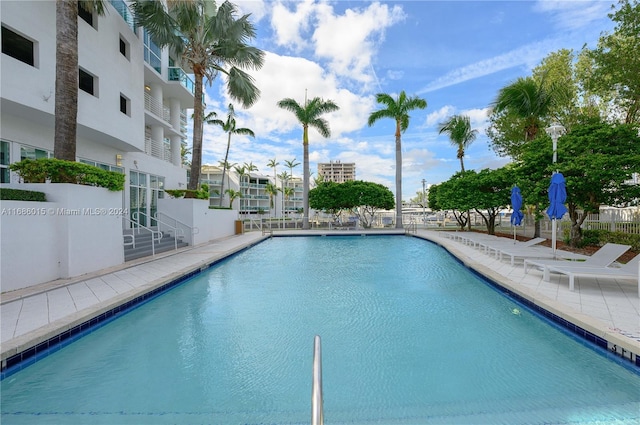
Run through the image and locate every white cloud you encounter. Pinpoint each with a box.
[312,2,405,85]
[234,0,268,23]
[533,0,611,30]
[270,0,316,51]
[425,105,456,128]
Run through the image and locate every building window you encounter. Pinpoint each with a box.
[1,141,10,183]
[78,5,94,27]
[20,145,52,161]
[79,158,123,174]
[1,26,35,67]
[79,68,96,96]
[120,94,130,116]
[119,36,129,59]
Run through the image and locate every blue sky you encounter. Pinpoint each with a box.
[199,0,615,200]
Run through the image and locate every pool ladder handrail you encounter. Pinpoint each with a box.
[311,335,324,425]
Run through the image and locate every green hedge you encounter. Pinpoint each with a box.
[0,188,47,201]
[582,229,640,252]
[9,158,125,191]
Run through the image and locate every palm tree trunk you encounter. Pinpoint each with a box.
[54,0,79,161]
[219,132,231,206]
[395,132,403,229]
[188,69,205,192]
[302,126,310,229]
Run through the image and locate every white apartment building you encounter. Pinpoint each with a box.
[200,166,305,217]
[317,160,356,183]
[1,0,193,226]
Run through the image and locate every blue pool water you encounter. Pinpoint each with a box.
[1,236,639,424]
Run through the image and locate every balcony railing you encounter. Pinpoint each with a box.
[168,67,195,96]
[145,137,172,163]
[109,0,135,33]
[144,92,171,123]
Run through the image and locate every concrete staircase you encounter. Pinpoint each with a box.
[123,228,188,262]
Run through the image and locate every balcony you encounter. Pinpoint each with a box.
[145,137,173,163]
[144,92,171,123]
[168,67,195,96]
[109,0,135,33]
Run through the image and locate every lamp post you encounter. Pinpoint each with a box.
[421,179,426,226]
[545,123,566,255]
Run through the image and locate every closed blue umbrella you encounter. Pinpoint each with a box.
[510,186,524,241]
[510,186,524,226]
[547,172,568,255]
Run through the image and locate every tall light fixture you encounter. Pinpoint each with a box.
[545,123,566,255]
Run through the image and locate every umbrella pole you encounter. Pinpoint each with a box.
[552,218,557,257]
[513,225,516,242]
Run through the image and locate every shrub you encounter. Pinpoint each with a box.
[164,189,186,198]
[0,188,47,201]
[10,158,124,191]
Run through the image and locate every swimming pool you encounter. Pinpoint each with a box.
[1,236,639,424]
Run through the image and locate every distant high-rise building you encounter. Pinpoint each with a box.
[317,160,356,183]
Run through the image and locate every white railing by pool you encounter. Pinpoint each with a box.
[311,335,324,425]
[123,215,162,256]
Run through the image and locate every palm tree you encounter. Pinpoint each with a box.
[277,97,340,229]
[492,77,555,238]
[438,114,477,230]
[264,182,280,218]
[438,115,477,172]
[132,0,264,193]
[234,164,247,213]
[205,104,254,206]
[284,158,300,178]
[225,188,241,208]
[368,91,427,229]
[267,158,279,184]
[492,76,554,142]
[54,0,106,161]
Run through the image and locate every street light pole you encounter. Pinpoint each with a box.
[422,179,426,227]
[546,123,566,255]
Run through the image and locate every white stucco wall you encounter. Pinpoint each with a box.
[158,198,236,245]
[1,184,124,292]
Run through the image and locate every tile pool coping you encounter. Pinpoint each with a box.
[2,231,639,379]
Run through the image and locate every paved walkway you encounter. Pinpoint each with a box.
[1,229,638,369]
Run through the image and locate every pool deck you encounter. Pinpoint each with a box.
[1,229,639,370]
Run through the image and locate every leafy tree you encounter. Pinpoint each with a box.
[277,97,340,229]
[432,172,475,230]
[368,91,427,229]
[343,180,395,228]
[513,119,640,246]
[309,181,344,221]
[554,120,640,245]
[205,104,254,206]
[468,168,513,235]
[581,0,640,124]
[132,0,264,192]
[54,1,106,161]
[309,180,395,228]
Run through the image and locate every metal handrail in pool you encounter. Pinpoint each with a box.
[311,335,324,425]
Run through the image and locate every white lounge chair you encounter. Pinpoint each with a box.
[544,254,640,294]
[499,245,588,266]
[523,243,631,279]
[480,237,546,259]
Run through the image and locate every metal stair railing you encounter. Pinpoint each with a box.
[123,215,162,257]
[311,335,324,425]
[133,211,182,251]
[155,211,197,246]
